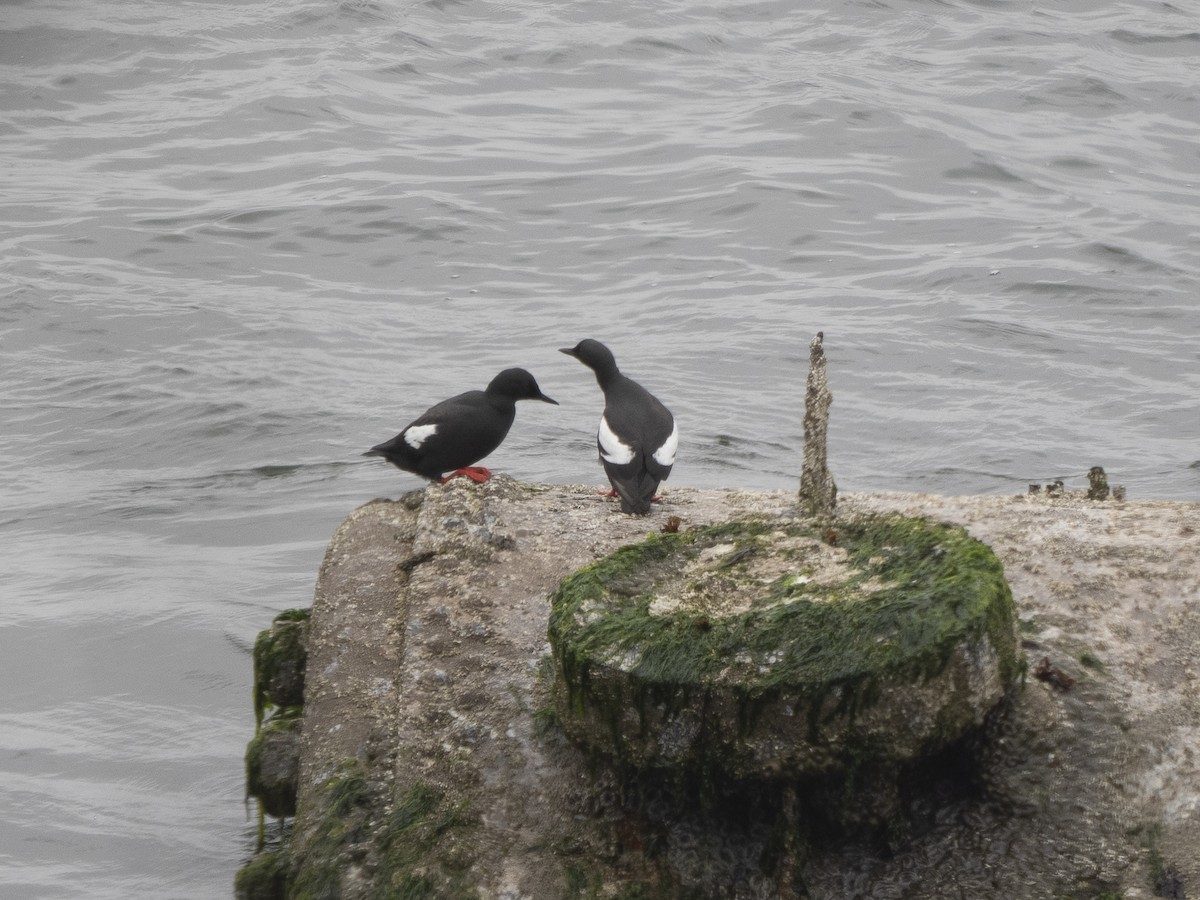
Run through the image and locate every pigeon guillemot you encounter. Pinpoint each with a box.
[560,339,677,515]
[364,368,558,484]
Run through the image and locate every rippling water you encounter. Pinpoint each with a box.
[2,0,1198,896]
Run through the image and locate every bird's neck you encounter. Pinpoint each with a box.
[484,391,518,412]
[593,366,621,392]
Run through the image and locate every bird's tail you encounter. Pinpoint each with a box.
[611,469,658,516]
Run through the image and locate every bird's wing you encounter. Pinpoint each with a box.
[601,384,675,481]
[407,390,513,472]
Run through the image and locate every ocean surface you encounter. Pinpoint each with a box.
[1,0,1197,896]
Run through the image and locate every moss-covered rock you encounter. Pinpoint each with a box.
[374,783,480,899]
[286,765,481,900]
[245,708,301,819]
[548,514,1021,779]
[240,610,309,890]
[289,763,372,900]
[234,849,288,900]
[253,608,309,728]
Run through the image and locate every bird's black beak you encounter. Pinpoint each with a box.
[558,347,578,359]
[539,392,559,405]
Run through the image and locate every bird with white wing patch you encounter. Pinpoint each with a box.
[364,368,558,484]
[560,339,677,515]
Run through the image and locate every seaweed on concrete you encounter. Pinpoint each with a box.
[548,513,1020,777]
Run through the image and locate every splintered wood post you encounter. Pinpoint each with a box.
[799,331,837,518]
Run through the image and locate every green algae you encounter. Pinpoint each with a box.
[561,865,673,900]
[245,609,309,859]
[548,513,1020,775]
[245,707,302,819]
[373,783,480,900]
[288,763,372,900]
[285,768,480,900]
[234,849,288,900]
[253,608,310,730]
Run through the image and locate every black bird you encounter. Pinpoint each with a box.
[560,339,677,515]
[364,368,557,484]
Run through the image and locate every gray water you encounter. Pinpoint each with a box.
[1,0,1197,896]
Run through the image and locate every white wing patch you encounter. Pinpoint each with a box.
[403,423,438,450]
[598,415,635,465]
[653,421,678,467]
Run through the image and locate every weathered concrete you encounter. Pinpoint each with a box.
[287,493,421,896]
[274,479,1199,899]
[798,332,836,518]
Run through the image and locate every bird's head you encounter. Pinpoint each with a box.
[488,368,558,405]
[559,338,618,378]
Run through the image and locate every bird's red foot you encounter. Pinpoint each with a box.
[652,495,663,503]
[439,466,492,484]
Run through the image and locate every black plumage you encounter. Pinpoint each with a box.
[560,339,677,515]
[364,367,557,483]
